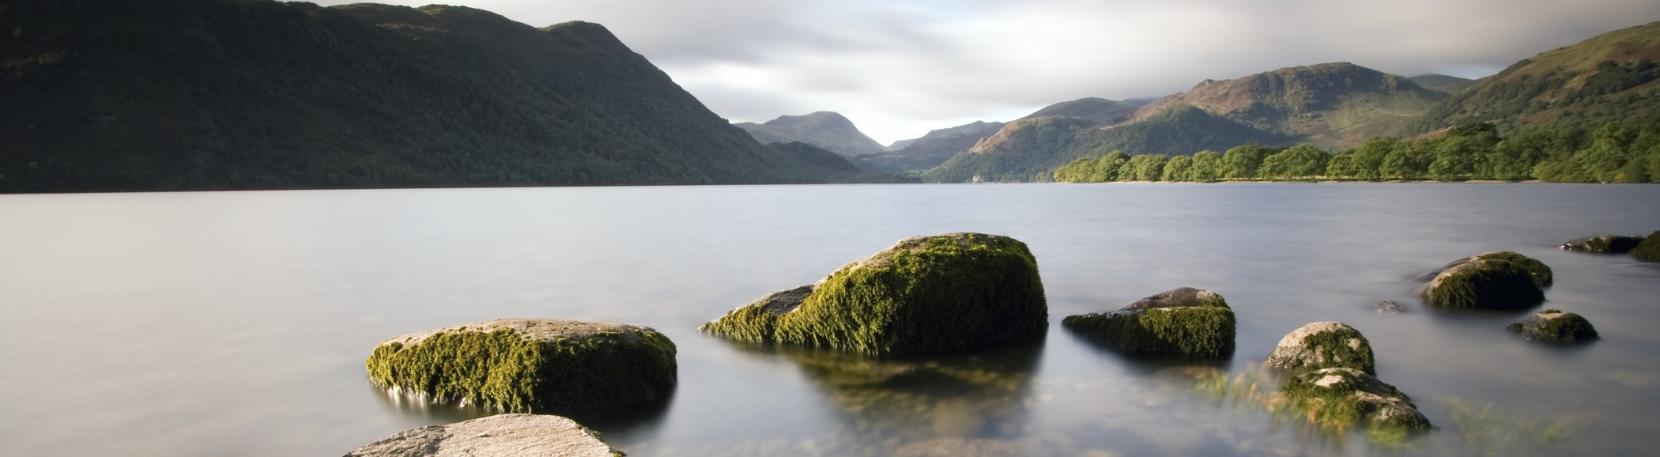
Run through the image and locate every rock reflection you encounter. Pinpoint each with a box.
[366,379,673,443]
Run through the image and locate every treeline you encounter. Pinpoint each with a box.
[1053,122,1660,183]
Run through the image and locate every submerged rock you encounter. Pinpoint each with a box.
[702,233,1047,357]
[366,319,676,415]
[1281,367,1431,431]
[1061,287,1235,359]
[1560,235,1644,254]
[344,413,620,457]
[1635,231,1660,262]
[1375,300,1404,315]
[1266,322,1375,374]
[1507,309,1600,343]
[1419,251,1551,310]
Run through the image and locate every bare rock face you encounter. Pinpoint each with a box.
[1266,321,1375,374]
[344,414,620,457]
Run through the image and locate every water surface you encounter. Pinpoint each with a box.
[2,183,1658,456]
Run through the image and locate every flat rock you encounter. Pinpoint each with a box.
[344,414,619,457]
[1062,287,1234,359]
[368,319,676,415]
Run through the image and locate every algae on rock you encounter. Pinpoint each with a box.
[1061,287,1236,359]
[1559,235,1644,254]
[702,233,1048,357]
[366,319,676,416]
[1507,309,1600,343]
[1633,231,1660,262]
[1266,321,1376,374]
[1419,251,1551,310]
[1281,367,1432,432]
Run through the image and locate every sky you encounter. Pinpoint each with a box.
[316,0,1660,145]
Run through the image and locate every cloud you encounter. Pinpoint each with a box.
[313,0,1660,144]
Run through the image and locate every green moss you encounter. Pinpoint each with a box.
[1268,322,1376,375]
[698,302,781,344]
[1062,307,1236,359]
[1422,252,1549,310]
[706,233,1048,357]
[366,327,676,415]
[1281,368,1431,433]
[1634,231,1660,262]
[1507,310,1599,343]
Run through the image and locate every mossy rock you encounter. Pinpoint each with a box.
[1266,322,1376,375]
[1281,367,1431,432]
[1419,251,1551,310]
[366,319,676,415]
[1506,309,1599,343]
[1634,231,1660,262]
[1559,234,1644,254]
[1061,287,1235,359]
[701,233,1047,357]
[344,413,622,457]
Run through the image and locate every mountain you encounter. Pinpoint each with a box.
[1410,74,1478,94]
[1409,21,1660,133]
[767,142,918,183]
[1024,97,1141,125]
[1131,62,1446,149]
[855,121,1004,172]
[921,63,1444,182]
[733,112,887,157]
[0,0,879,193]
[924,105,1288,182]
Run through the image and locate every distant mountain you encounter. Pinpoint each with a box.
[1131,62,1446,149]
[768,142,918,183]
[1024,97,1141,125]
[856,121,1004,172]
[1409,21,1660,133]
[1410,74,1478,94]
[734,112,887,157]
[924,105,1288,182]
[0,0,878,192]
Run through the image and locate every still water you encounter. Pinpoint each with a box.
[2,183,1658,456]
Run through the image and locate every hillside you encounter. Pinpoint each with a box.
[0,0,877,192]
[924,105,1288,182]
[1024,97,1141,125]
[1410,74,1478,94]
[1132,62,1446,149]
[733,112,887,157]
[855,121,1003,172]
[1409,21,1660,133]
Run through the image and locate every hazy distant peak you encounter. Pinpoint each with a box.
[734,111,886,157]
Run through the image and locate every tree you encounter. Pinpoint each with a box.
[1221,145,1273,180]
[1191,150,1224,182]
[1162,155,1193,182]
[1259,144,1329,179]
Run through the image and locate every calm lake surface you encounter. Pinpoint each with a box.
[3,183,1659,456]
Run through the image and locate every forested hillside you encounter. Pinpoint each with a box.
[0,0,878,192]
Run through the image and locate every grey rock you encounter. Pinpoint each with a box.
[1266,322,1375,374]
[344,414,620,457]
[1560,235,1644,254]
[1507,309,1600,343]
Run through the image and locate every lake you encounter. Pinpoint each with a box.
[2,183,1658,456]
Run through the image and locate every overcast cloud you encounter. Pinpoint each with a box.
[316,0,1660,144]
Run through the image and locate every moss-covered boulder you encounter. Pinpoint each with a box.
[1506,309,1599,343]
[1266,322,1376,374]
[1419,251,1551,310]
[1634,231,1660,262]
[366,319,676,415]
[1281,367,1431,432]
[1559,234,1644,254]
[344,413,621,457]
[701,233,1047,357]
[1061,287,1235,359]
